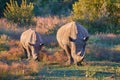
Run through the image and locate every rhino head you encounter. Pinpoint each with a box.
[70,36,89,65]
[29,42,44,51]
[68,22,89,65]
[28,31,44,51]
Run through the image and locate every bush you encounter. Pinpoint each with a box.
[71,0,120,34]
[0,0,10,18]
[86,34,120,62]
[33,0,77,16]
[4,0,34,26]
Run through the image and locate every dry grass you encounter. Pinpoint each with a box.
[0,16,68,79]
[86,33,120,61]
[34,16,68,34]
[0,18,18,31]
[38,50,67,65]
[38,50,49,62]
[0,39,23,61]
[0,48,23,60]
[0,16,120,79]
[0,60,42,79]
[53,50,67,64]
[0,62,9,78]
[9,60,40,76]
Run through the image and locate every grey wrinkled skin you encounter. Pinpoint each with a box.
[20,28,43,60]
[56,21,89,65]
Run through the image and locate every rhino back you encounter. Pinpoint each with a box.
[21,29,33,42]
[57,22,76,48]
[20,29,36,47]
[57,21,89,48]
[21,29,43,46]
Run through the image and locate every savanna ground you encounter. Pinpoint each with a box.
[0,17,120,80]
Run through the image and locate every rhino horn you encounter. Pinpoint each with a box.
[77,51,81,56]
[81,51,85,59]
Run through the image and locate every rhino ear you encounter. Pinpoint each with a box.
[40,43,44,46]
[69,37,76,42]
[29,31,37,44]
[70,22,78,40]
[83,37,89,41]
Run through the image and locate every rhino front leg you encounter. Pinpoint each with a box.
[31,46,38,60]
[64,45,73,65]
[21,46,27,58]
[26,47,31,60]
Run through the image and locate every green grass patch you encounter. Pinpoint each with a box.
[26,61,120,80]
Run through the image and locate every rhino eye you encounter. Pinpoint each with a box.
[83,37,89,41]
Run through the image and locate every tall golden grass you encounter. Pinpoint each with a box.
[0,18,18,31]
[0,60,41,79]
[34,16,68,34]
[0,16,68,79]
[0,16,120,79]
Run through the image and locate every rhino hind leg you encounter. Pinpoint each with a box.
[64,45,73,65]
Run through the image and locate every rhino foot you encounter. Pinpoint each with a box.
[65,60,71,65]
[35,57,40,61]
[77,62,83,66]
[26,58,31,61]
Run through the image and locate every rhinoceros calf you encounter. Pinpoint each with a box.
[56,21,89,65]
[20,28,43,61]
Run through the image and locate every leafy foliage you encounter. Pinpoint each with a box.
[33,0,78,16]
[0,0,10,18]
[4,0,34,26]
[72,0,120,34]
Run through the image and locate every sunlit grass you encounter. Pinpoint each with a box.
[38,61,120,80]
[0,60,44,79]
[34,16,68,34]
[0,17,120,79]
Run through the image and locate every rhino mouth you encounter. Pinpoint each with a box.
[77,50,85,59]
[76,50,85,63]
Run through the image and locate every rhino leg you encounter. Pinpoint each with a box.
[31,46,38,60]
[26,47,31,60]
[73,57,77,66]
[64,45,73,65]
[22,47,27,58]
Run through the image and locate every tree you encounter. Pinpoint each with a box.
[0,0,10,17]
[4,0,34,26]
[33,0,78,16]
[71,0,120,34]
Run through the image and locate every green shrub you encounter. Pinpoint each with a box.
[0,34,9,41]
[0,34,9,52]
[0,44,9,52]
[85,70,96,77]
[4,0,34,26]
[71,0,120,34]
[86,34,120,61]
[116,67,120,76]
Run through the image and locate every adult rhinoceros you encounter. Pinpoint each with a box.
[56,21,89,65]
[20,28,44,61]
